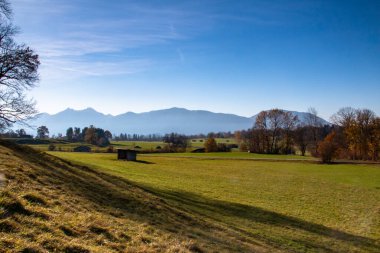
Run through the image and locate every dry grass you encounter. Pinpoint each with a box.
[0,139,265,252]
[50,152,380,252]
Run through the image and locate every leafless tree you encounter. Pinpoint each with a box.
[282,111,298,154]
[332,107,378,160]
[253,109,298,154]
[267,109,285,153]
[331,107,357,158]
[0,0,11,20]
[0,0,39,128]
[254,110,269,153]
[294,125,308,156]
[330,107,356,128]
[305,107,322,154]
[355,109,375,160]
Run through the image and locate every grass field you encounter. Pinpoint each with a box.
[2,141,260,252]
[24,139,238,152]
[111,138,237,150]
[111,141,165,150]
[9,137,238,153]
[25,140,164,152]
[50,151,380,252]
[144,152,313,160]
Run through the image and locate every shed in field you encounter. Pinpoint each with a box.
[117,149,137,161]
[73,146,92,152]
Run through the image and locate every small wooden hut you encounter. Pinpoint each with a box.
[73,146,92,152]
[117,149,137,161]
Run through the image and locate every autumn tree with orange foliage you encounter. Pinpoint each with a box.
[318,131,339,163]
[204,137,218,152]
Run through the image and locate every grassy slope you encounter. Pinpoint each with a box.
[50,152,380,252]
[26,143,112,153]
[0,140,265,252]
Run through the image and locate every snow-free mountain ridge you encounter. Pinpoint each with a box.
[25,107,330,135]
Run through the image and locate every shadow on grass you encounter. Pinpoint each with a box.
[5,140,378,252]
[133,160,155,164]
[141,187,379,251]
[3,142,250,252]
[74,166,379,252]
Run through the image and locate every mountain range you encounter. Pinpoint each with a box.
[24,107,330,135]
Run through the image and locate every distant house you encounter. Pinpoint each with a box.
[73,146,92,152]
[117,149,137,161]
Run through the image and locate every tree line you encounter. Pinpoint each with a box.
[113,133,162,141]
[330,107,380,161]
[236,108,379,162]
[112,131,235,142]
[235,108,324,155]
[64,126,112,147]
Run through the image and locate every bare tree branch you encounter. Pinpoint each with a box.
[0,0,11,20]
[0,0,39,129]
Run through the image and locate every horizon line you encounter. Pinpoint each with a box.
[37,106,326,119]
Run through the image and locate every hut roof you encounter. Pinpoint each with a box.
[116,148,137,152]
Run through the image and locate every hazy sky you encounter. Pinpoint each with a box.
[11,0,380,119]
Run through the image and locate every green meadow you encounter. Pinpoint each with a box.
[111,141,165,150]
[145,152,313,160]
[111,138,237,150]
[50,151,380,252]
[23,138,237,152]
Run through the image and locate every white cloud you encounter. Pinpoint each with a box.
[13,0,307,85]
[12,0,207,83]
[39,57,153,81]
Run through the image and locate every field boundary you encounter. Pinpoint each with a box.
[142,154,320,163]
[142,154,380,165]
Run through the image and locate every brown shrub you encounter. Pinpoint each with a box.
[317,131,339,163]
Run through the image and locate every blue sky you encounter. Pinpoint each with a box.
[11,0,380,119]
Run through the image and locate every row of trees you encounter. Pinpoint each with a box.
[203,137,234,152]
[65,126,112,147]
[191,132,235,139]
[28,125,113,147]
[236,108,328,155]
[113,133,162,141]
[113,131,235,142]
[330,107,380,161]
[163,133,188,152]
[0,128,32,138]
[236,107,380,162]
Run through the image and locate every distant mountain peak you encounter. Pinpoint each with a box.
[83,107,96,112]
[25,107,330,135]
[168,107,187,110]
[155,107,188,112]
[59,107,104,115]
